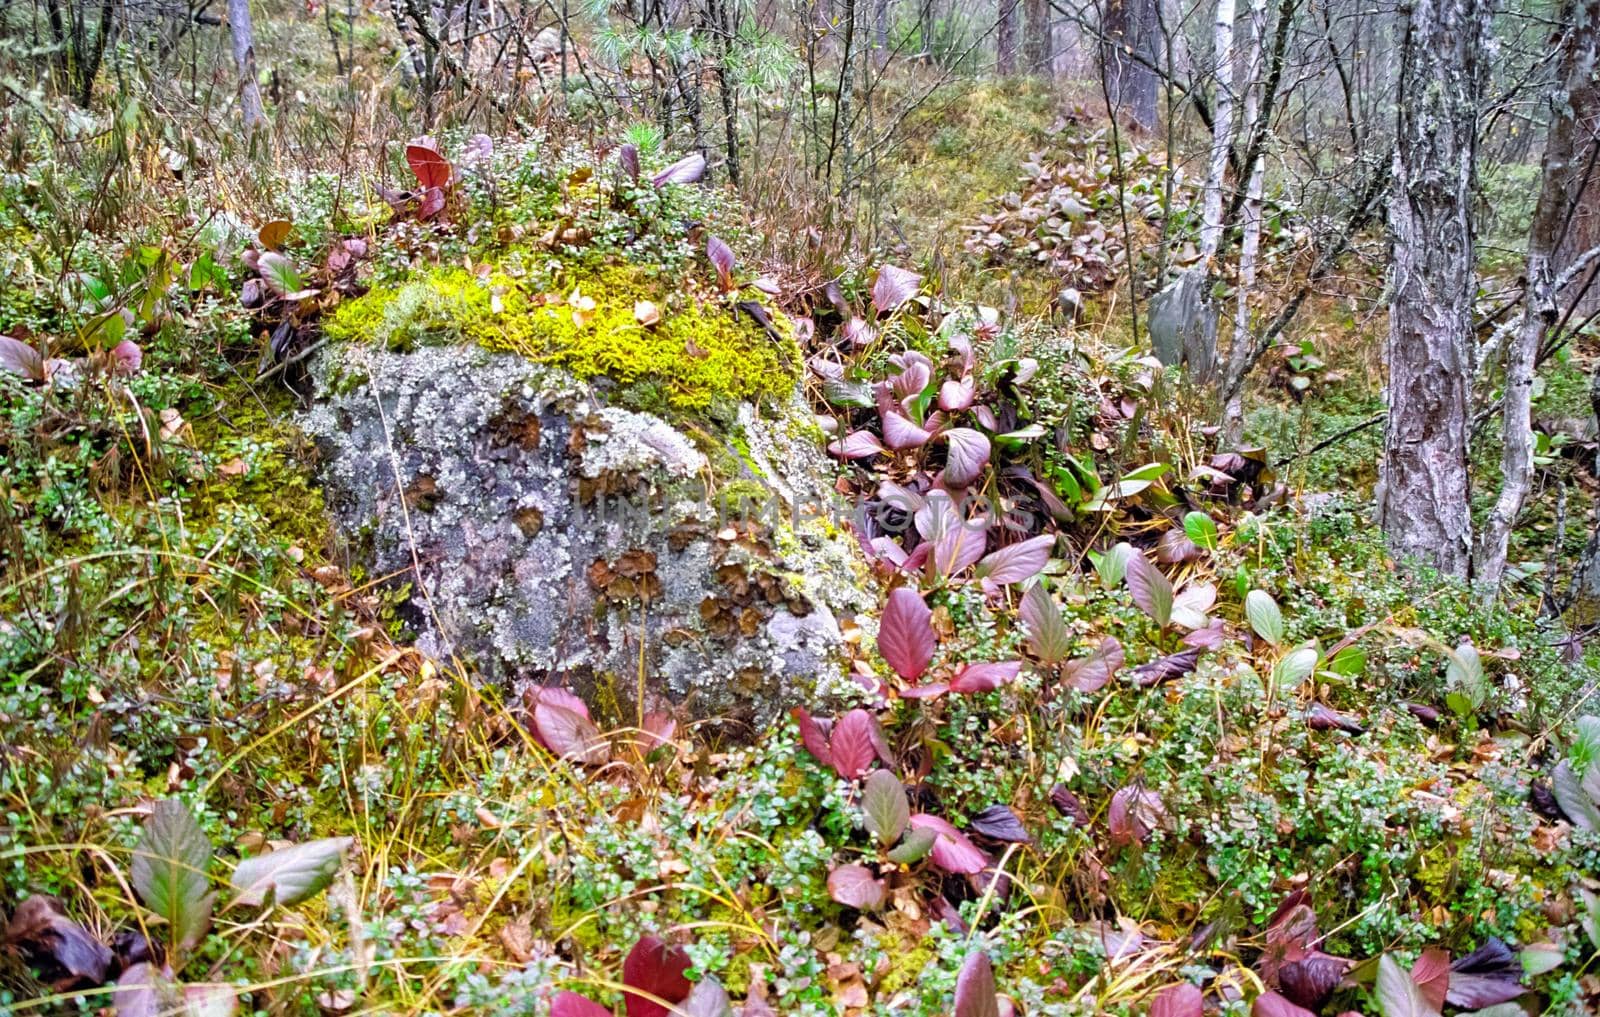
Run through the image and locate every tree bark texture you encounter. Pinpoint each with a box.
[1378,0,1489,579]
[1101,0,1160,129]
[228,0,268,131]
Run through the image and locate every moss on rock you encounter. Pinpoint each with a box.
[322,260,800,418]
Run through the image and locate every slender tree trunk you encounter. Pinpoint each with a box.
[1101,0,1159,129]
[1378,0,1489,579]
[1024,0,1049,73]
[1222,0,1268,440]
[228,0,268,131]
[997,0,1019,74]
[1198,0,1236,260]
[1476,0,1597,588]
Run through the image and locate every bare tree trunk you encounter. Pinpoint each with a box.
[1198,0,1235,260]
[997,0,1020,74]
[1222,0,1267,440]
[1557,46,1600,319]
[1378,0,1489,579]
[228,0,268,131]
[1024,0,1049,73]
[1101,0,1159,129]
[1476,0,1598,588]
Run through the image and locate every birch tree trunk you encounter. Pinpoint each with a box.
[1475,0,1598,588]
[1378,0,1489,579]
[1198,0,1236,261]
[1222,0,1268,440]
[227,0,268,132]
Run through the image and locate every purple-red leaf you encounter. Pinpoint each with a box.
[706,235,736,291]
[417,186,446,221]
[1252,991,1316,1017]
[879,588,935,681]
[827,864,886,910]
[1411,948,1450,1013]
[1124,550,1173,627]
[619,144,641,181]
[622,935,693,1017]
[1021,582,1073,664]
[1149,983,1204,1017]
[949,661,1021,694]
[793,707,833,767]
[1306,704,1365,734]
[871,264,922,315]
[908,813,989,874]
[405,142,451,189]
[111,339,142,375]
[1279,953,1351,1011]
[829,430,888,460]
[1063,637,1124,692]
[969,805,1031,843]
[1049,785,1090,827]
[0,336,47,382]
[1107,785,1166,847]
[459,133,494,168]
[534,701,609,765]
[882,411,932,449]
[1133,648,1200,687]
[952,949,1000,1017]
[942,428,991,488]
[551,991,612,1017]
[829,709,880,779]
[977,535,1054,585]
[651,152,706,187]
[939,376,976,411]
[1447,938,1525,1008]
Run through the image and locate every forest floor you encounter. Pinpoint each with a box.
[2,20,1600,1017]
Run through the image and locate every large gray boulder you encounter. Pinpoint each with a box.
[299,342,872,727]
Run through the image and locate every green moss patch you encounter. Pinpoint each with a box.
[323,261,801,417]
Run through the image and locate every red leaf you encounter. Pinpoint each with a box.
[977,535,1054,585]
[551,992,612,1017]
[829,709,880,779]
[949,661,1021,694]
[1107,784,1166,847]
[908,814,988,874]
[952,949,1000,1017]
[111,339,142,375]
[826,864,886,909]
[1252,991,1316,1017]
[1150,983,1203,1017]
[1411,948,1450,1014]
[792,707,833,768]
[622,935,693,1017]
[417,186,446,221]
[879,588,935,681]
[1063,637,1123,692]
[619,143,641,181]
[405,142,452,189]
[0,336,46,382]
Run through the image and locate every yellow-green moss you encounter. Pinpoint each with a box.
[323,262,801,416]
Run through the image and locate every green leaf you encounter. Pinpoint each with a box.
[860,770,909,847]
[1375,953,1437,1017]
[1327,645,1366,677]
[131,799,214,954]
[1120,462,1171,483]
[230,837,354,907]
[1518,943,1565,977]
[885,826,936,864]
[1182,511,1218,551]
[994,424,1046,450]
[1579,888,1600,950]
[1272,646,1319,693]
[1551,761,1600,833]
[1444,643,1486,708]
[257,252,303,297]
[822,378,874,409]
[1092,542,1134,589]
[1245,590,1285,647]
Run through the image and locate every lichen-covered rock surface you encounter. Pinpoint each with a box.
[300,337,873,725]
